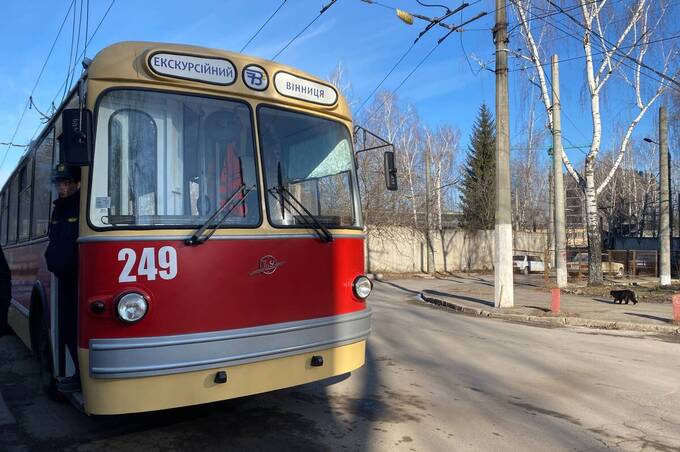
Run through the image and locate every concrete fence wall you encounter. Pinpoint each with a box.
[365,226,547,274]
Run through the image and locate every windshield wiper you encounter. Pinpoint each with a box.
[268,185,334,243]
[186,184,254,246]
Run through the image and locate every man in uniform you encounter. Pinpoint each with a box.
[0,246,11,337]
[45,164,81,392]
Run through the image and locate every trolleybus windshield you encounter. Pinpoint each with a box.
[258,107,360,229]
[90,89,260,228]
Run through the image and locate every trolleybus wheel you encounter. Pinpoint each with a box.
[35,311,64,402]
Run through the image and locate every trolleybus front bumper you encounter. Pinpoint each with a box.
[88,308,371,379]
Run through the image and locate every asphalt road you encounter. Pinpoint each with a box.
[1,280,679,451]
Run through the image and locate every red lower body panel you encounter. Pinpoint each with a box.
[78,237,366,348]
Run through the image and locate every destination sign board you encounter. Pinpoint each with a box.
[274,72,338,106]
[148,52,236,85]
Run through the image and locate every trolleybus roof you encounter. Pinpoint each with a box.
[87,41,352,121]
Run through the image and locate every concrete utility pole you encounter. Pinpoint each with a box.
[494,0,514,307]
[548,171,554,267]
[659,106,671,286]
[551,55,567,288]
[425,148,435,274]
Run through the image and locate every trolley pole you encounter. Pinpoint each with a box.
[551,55,567,288]
[494,0,514,307]
[659,106,671,286]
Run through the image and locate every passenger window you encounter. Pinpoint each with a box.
[7,175,19,244]
[33,131,54,237]
[18,159,34,241]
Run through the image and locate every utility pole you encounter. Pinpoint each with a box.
[659,106,671,286]
[494,0,514,307]
[548,171,554,267]
[551,55,567,288]
[425,148,435,274]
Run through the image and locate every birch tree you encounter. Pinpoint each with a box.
[510,0,678,284]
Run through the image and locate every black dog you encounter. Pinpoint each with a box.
[610,289,638,305]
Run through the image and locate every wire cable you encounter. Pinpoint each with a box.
[272,0,338,61]
[545,0,680,91]
[511,1,679,93]
[47,0,116,115]
[355,42,417,114]
[0,0,76,171]
[240,0,287,53]
[358,9,486,117]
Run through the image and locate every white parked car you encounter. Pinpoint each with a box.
[513,255,545,274]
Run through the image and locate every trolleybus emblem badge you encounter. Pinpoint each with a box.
[250,255,285,276]
[243,65,268,91]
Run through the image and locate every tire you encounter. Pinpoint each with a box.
[522,266,529,275]
[615,267,624,278]
[35,312,64,402]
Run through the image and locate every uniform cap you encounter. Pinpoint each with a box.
[52,164,81,183]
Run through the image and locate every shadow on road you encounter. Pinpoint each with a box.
[624,312,671,323]
[592,297,618,305]
[0,332,390,451]
[423,289,494,308]
[376,280,420,296]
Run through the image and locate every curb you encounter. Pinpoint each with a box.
[419,292,680,335]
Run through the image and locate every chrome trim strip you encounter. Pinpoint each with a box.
[92,309,371,351]
[78,233,365,243]
[10,299,30,317]
[89,308,372,379]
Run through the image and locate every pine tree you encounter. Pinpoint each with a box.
[460,103,496,230]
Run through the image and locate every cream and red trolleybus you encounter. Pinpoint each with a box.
[5,42,396,414]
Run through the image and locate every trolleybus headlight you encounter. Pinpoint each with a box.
[353,276,372,299]
[115,292,148,323]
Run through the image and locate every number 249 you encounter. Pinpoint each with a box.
[118,247,178,282]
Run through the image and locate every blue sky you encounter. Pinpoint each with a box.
[0,0,675,185]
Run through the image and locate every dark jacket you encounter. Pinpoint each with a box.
[45,191,80,280]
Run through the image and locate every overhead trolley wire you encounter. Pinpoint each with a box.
[272,0,338,61]
[47,0,116,119]
[509,1,680,95]
[0,0,77,172]
[240,0,288,53]
[509,33,680,73]
[356,2,477,115]
[19,0,115,163]
[544,0,680,91]
[362,10,488,124]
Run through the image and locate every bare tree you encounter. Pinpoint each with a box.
[510,0,678,284]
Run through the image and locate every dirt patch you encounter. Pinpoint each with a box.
[562,282,680,304]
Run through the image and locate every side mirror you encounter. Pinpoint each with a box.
[384,150,398,191]
[60,108,92,166]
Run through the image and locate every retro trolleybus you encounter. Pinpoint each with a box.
[4,41,396,414]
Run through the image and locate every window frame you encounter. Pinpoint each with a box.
[31,128,55,239]
[17,157,34,242]
[255,103,363,231]
[88,87,263,232]
[6,173,19,245]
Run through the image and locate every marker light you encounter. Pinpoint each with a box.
[116,292,148,323]
[353,276,373,299]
